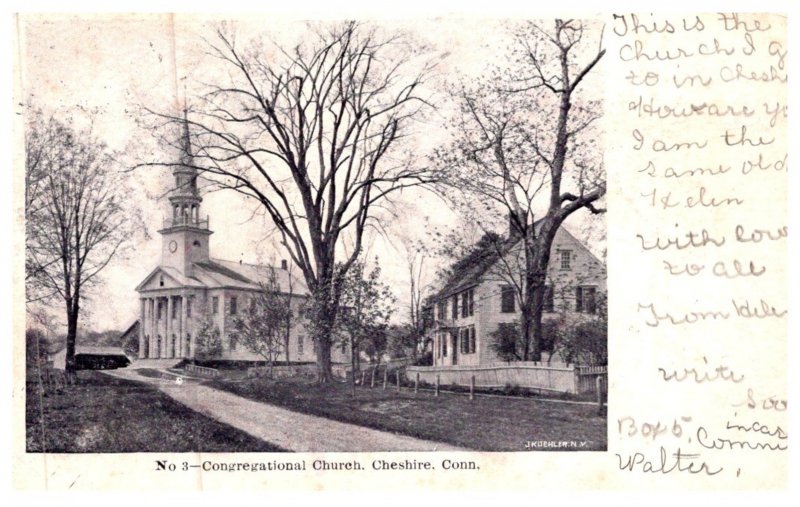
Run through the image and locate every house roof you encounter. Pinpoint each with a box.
[429,220,603,302]
[431,234,519,302]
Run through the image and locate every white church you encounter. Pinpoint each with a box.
[134,122,348,364]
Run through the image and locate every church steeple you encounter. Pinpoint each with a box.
[158,107,213,277]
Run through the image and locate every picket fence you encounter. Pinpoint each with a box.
[406,362,607,395]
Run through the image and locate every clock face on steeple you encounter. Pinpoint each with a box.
[169,240,178,253]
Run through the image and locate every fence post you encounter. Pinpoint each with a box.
[415,372,419,394]
[396,371,401,393]
[370,368,375,388]
[470,375,475,401]
[435,374,440,397]
[360,370,365,386]
[596,376,604,415]
[383,368,388,390]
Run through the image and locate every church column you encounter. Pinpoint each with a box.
[139,299,146,359]
[166,296,173,358]
[178,294,185,358]
[144,298,153,357]
[147,298,158,358]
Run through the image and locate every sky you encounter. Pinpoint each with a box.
[17,13,605,333]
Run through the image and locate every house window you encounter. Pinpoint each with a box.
[437,301,446,320]
[298,335,304,355]
[341,341,348,355]
[544,285,554,312]
[560,250,572,270]
[501,286,515,313]
[576,286,597,313]
[458,327,476,354]
[212,296,219,314]
[577,286,597,314]
[441,332,448,357]
[230,296,238,315]
[451,295,458,320]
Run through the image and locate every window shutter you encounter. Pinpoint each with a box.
[470,327,476,353]
[576,287,583,312]
[469,289,474,316]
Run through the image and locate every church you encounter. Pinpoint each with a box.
[134,122,348,365]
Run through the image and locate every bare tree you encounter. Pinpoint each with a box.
[229,267,294,376]
[25,111,133,379]
[435,19,606,360]
[142,22,437,382]
[337,259,395,397]
[25,111,70,303]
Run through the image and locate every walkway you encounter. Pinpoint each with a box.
[104,368,466,452]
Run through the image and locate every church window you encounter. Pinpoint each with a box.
[156,301,162,320]
[159,276,164,287]
[186,296,192,318]
[185,334,191,356]
[193,240,201,247]
[341,341,347,355]
[230,334,237,351]
[171,299,178,319]
[212,296,219,314]
[230,296,238,315]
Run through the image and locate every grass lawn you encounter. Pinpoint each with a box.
[207,376,607,451]
[26,370,284,453]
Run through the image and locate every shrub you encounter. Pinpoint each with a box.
[489,322,522,362]
[414,350,433,366]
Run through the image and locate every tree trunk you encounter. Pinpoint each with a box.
[350,338,357,398]
[314,328,334,383]
[64,298,79,384]
[523,217,559,363]
[529,279,546,362]
[284,331,290,365]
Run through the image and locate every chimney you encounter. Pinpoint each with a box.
[281,259,288,270]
